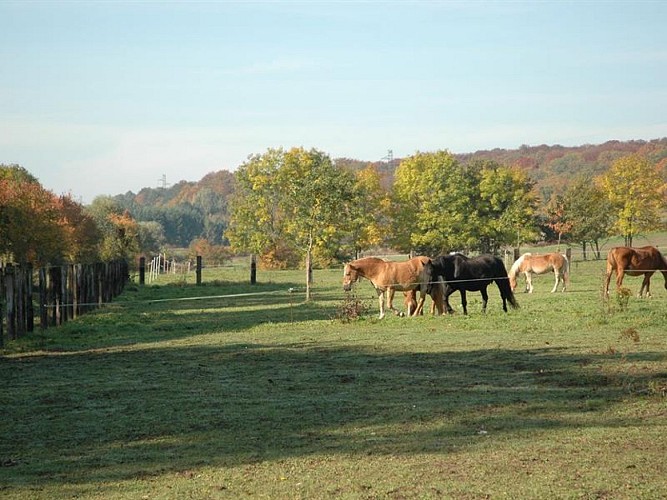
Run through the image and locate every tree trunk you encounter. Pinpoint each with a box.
[305,232,313,301]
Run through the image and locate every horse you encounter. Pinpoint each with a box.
[431,253,518,315]
[508,252,570,293]
[342,256,433,319]
[604,246,667,297]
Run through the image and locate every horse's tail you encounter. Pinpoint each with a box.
[503,282,520,309]
[562,253,571,286]
[497,259,519,309]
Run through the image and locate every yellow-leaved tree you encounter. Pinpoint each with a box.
[599,154,666,246]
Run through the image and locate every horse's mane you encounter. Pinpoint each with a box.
[508,253,527,278]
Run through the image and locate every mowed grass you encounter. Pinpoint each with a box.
[1,256,667,499]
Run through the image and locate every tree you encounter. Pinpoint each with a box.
[0,165,68,265]
[390,153,538,255]
[562,175,613,259]
[544,194,573,250]
[346,165,390,258]
[87,196,140,262]
[227,147,356,300]
[476,163,539,252]
[137,221,166,256]
[226,149,285,262]
[57,194,101,263]
[599,154,666,246]
[391,151,477,254]
[276,147,356,299]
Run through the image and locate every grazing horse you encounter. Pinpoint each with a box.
[342,256,433,319]
[431,253,518,314]
[508,252,570,293]
[604,246,667,297]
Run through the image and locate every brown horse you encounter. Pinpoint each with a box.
[508,252,570,293]
[342,256,433,319]
[604,246,667,297]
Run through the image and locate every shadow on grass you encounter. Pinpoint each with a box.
[1,341,666,488]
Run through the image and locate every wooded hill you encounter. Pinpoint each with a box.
[112,138,667,247]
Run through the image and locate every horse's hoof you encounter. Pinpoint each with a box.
[398,312,405,317]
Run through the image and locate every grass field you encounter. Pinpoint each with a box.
[1,252,667,499]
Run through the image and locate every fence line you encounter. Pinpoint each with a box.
[1,260,128,345]
[143,253,193,283]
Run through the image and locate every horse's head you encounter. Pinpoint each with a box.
[507,254,525,291]
[342,263,360,291]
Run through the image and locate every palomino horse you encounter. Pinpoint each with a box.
[508,252,570,293]
[431,253,518,315]
[342,256,433,319]
[604,246,667,297]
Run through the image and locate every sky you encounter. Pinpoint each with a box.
[1,1,666,204]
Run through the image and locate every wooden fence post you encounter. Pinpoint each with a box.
[139,257,146,285]
[250,254,257,285]
[196,256,202,285]
[566,247,572,262]
[26,264,34,332]
[5,265,16,340]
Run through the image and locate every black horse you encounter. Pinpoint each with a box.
[431,253,519,314]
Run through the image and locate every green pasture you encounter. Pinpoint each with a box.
[1,255,667,499]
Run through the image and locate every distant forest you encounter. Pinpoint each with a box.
[112,139,667,248]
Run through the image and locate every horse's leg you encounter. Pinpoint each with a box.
[460,290,468,315]
[443,285,455,314]
[615,269,624,293]
[386,288,402,316]
[432,281,444,315]
[480,287,489,313]
[523,272,530,293]
[376,289,385,319]
[414,289,427,316]
[551,269,559,293]
[641,274,652,298]
[604,265,613,296]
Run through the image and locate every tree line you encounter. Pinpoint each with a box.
[225,147,666,271]
[2,141,666,270]
[1,165,155,266]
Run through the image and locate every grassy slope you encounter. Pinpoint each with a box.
[1,255,667,499]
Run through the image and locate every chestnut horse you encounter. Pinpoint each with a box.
[508,252,570,293]
[604,246,667,297]
[342,256,433,319]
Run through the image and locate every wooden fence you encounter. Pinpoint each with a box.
[0,260,128,346]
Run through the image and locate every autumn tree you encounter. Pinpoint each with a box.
[544,194,573,250]
[562,175,613,259]
[599,154,666,246]
[226,149,287,266]
[346,165,391,258]
[476,163,539,252]
[87,196,140,262]
[0,165,68,265]
[276,147,356,299]
[391,151,477,254]
[226,147,356,300]
[57,194,101,263]
[391,153,537,255]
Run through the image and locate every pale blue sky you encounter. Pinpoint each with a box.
[1,1,666,203]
